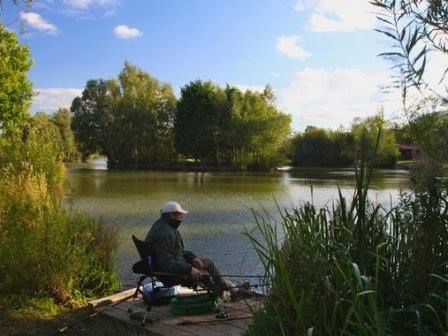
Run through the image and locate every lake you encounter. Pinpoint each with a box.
[65,158,411,289]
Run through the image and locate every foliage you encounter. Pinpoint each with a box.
[352,115,399,168]
[0,117,64,191]
[71,62,176,167]
[392,122,413,144]
[70,79,113,160]
[245,148,448,335]
[291,126,355,167]
[0,27,33,133]
[175,81,291,169]
[0,121,119,304]
[408,97,448,162]
[289,115,399,168]
[226,86,291,169]
[175,80,227,164]
[372,0,448,100]
[31,110,79,163]
[50,108,79,162]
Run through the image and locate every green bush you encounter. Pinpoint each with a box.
[0,121,119,305]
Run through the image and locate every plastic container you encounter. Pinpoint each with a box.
[143,282,178,297]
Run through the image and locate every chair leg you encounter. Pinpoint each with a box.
[142,310,148,326]
[133,276,146,301]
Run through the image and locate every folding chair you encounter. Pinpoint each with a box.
[131,235,212,326]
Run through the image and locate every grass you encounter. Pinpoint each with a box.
[244,134,448,335]
[0,296,155,336]
[396,160,416,170]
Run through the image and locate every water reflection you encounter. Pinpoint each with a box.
[64,159,411,288]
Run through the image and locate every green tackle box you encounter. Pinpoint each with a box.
[169,293,218,316]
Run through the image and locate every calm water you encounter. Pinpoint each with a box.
[64,158,411,288]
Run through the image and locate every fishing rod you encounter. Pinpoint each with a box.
[150,270,271,280]
[148,270,269,292]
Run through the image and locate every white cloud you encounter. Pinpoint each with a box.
[295,0,376,32]
[270,72,280,78]
[31,88,82,113]
[64,0,116,9]
[277,68,401,130]
[276,36,311,60]
[114,25,143,39]
[19,12,58,34]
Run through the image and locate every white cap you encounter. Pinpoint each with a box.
[160,201,188,214]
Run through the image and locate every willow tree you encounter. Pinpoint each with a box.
[228,88,291,169]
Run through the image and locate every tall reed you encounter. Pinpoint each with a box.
[245,131,448,335]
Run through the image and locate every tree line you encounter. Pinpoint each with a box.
[289,115,400,169]
[71,63,421,170]
[71,63,291,170]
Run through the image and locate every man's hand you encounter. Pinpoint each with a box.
[190,267,202,280]
[192,258,205,269]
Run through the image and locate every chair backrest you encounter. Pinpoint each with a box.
[132,235,152,260]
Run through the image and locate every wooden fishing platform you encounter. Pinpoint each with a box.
[90,287,264,336]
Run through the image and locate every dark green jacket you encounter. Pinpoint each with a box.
[145,217,196,276]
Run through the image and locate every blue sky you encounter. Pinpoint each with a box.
[3,0,446,130]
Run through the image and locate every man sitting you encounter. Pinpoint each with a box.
[145,201,245,298]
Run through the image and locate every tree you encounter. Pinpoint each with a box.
[175,80,227,164]
[71,62,176,167]
[175,81,291,169]
[231,88,291,169]
[0,27,33,133]
[50,108,79,162]
[409,97,448,164]
[71,79,116,161]
[392,122,414,144]
[352,115,399,168]
[291,127,355,167]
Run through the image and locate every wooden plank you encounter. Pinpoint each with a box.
[113,298,146,312]
[149,303,245,336]
[189,323,243,336]
[93,288,261,336]
[102,306,199,336]
[89,288,136,308]
[218,318,252,330]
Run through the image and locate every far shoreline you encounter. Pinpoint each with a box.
[67,157,415,172]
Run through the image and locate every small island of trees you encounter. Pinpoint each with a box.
[70,62,291,170]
